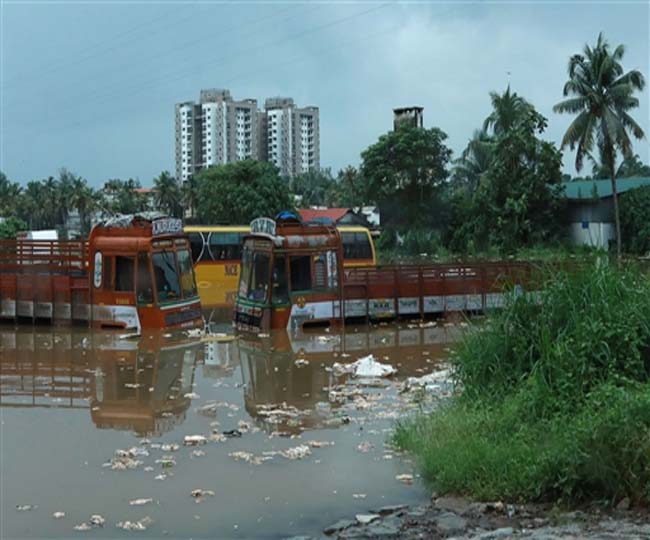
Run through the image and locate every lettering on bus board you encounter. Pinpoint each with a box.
[152,218,183,237]
[250,217,276,236]
[224,264,239,277]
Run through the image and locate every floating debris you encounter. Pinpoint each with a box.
[160,443,180,452]
[73,522,92,531]
[155,456,176,468]
[279,444,311,460]
[89,515,105,527]
[116,516,153,531]
[228,451,273,465]
[154,474,167,481]
[52,511,66,519]
[190,489,215,503]
[129,498,153,506]
[333,355,396,378]
[209,432,227,443]
[294,358,309,367]
[357,441,374,453]
[307,440,334,448]
[396,473,414,485]
[223,429,243,438]
[196,403,218,417]
[184,392,200,399]
[16,504,37,511]
[352,494,367,499]
[183,435,207,446]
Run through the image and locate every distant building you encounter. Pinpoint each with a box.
[563,177,650,249]
[298,208,371,227]
[175,89,319,183]
[393,106,424,130]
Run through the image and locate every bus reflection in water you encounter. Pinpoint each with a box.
[0,330,202,436]
[237,324,459,434]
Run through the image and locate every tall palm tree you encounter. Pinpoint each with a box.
[554,33,646,260]
[483,86,533,136]
[153,171,181,218]
[452,129,494,193]
[181,175,200,220]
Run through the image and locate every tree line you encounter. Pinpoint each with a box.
[1,33,647,256]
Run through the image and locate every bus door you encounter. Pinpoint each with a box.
[92,251,140,329]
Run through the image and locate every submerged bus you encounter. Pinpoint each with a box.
[185,224,375,310]
[0,214,203,332]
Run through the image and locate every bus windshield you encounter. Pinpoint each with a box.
[153,251,182,302]
[177,249,198,298]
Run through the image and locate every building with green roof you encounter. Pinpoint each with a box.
[561,177,650,249]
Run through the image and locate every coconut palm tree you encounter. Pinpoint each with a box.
[153,171,181,218]
[181,175,200,220]
[554,33,646,260]
[452,129,494,193]
[483,86,533,136]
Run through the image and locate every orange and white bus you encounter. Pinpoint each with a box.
[185,224,375,310]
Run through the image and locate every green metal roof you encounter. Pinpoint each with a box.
[562,177,650,200]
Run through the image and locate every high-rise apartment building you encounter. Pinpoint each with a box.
[175,89,319,183]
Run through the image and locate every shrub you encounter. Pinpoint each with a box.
[620,185,650,255]
[395,263,650,503]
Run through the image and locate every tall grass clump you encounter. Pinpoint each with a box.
[395,262,650,503]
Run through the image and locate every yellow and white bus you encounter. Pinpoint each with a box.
[185,225,376,309]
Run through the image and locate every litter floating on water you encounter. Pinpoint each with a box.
[184,392,200,399]
[307,440,334,448]
[357,441,374,453]
[352,494,367,499]
[333,355,396,378]
[395,474,414,485]
[89,515,105,527]
[52,511,66,519]
[160,443,180,452]
[294,358,309,367]
[183,435,207,446]
[190,489,215,503]
[155,456,176,468]
[129,498,153,506]
[279,444,311,460]
[16,504,37,512]
[73,523,92,531]
[116,516,153,531]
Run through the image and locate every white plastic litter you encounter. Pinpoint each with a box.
[183,435,207,446]
[52,512,66,519]
[129,498,153,506]
[333,355,396,378]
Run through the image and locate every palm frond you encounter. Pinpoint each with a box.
[553,96,588,114]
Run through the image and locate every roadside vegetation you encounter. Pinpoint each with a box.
[395,262,650,503]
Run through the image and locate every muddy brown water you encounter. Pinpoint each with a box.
[1,322,461,539]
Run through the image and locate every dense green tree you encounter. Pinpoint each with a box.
[482,86,533,136]
[181,175,200,221]
[153,171,182,218]
[360,125,452,228]
[329,166,366,208]
[0,172,22,217]
[103,178,149,215]
[196,160,294,224]
[620,186,650,255]
[451,111,565,252]
[292,168,335,207]
[0,217,28,239]
[554,33,646,260]
[69,176,100,235]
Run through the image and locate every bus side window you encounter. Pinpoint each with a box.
[188,233,205,263]
[209,232,241,260]
[314,254,326,289]
[136,252,154,304]
[272,256,288,304]
[290,255,312,292]
[103,256,113,290]
[341,232,355,259]
[357,233,372,259]
[115,256,135,292]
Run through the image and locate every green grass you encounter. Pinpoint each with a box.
[394,262,650,504]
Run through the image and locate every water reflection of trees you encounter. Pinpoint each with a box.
[0,329,202,436]
[238,324,459,433]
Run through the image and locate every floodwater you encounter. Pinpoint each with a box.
[0,321,460,539]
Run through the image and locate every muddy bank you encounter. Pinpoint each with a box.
[291,497,650,539]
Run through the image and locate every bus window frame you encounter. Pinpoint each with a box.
[151,247,183,305]
[136,251,155,306]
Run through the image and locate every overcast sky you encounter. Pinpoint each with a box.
[1,0,649,187]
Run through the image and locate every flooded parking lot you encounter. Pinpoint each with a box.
[1,322,460,539]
